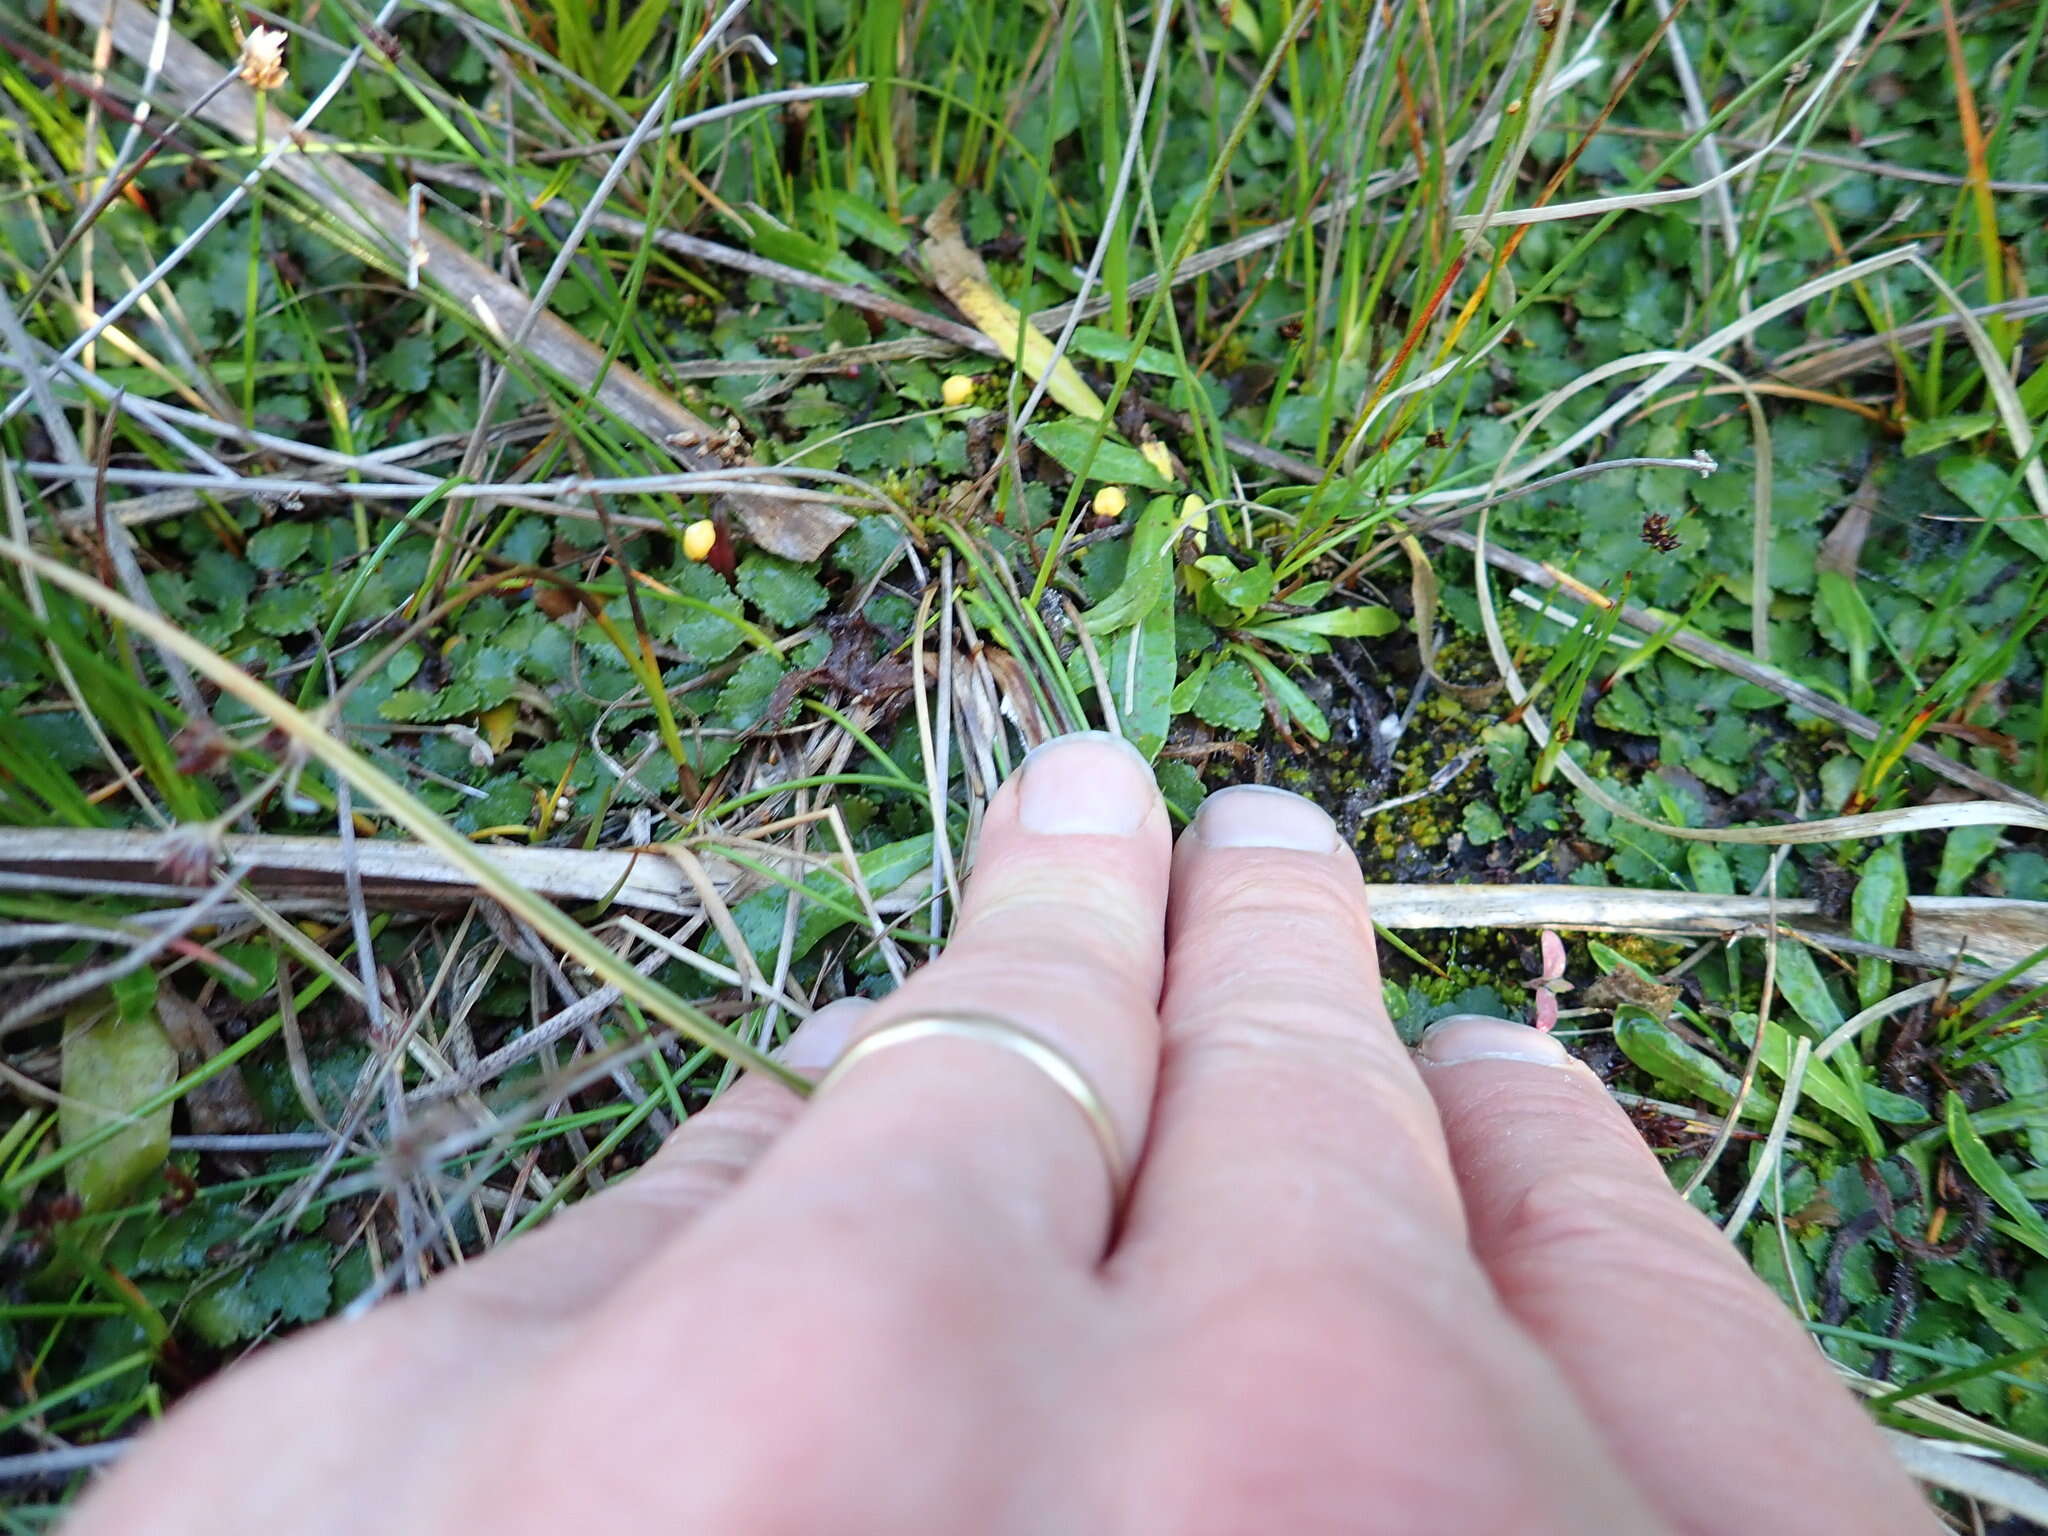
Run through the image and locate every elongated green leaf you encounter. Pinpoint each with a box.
[1814,569,1874,706]
[811,188,911,254]
[1590,940,1661,983]
[1247,604,1401,654]
[1742,1014,1881,1156]
[1066,325,1179,377]
[741,210,902,295]
[1772,942,1846,1034]
[1112,602,1177,759]
[1080,496,1180,635]
[1903,412,1997,456]
[1686,843,1735,894]
[1237,646,1329,742]
[1853,843,1908,1007]
[1614,1009,1777,1125]
[1030,421,1176,490]
[1267,604,1401,638]
[1909,1088,2048,1149]
[1947,1092,2048,1262]
[1614,1008,1834,1144]
[1861,1083,1932,1126]
[1239,618,1332,655]
[1169,654,1214,714]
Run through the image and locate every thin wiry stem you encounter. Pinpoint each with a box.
[1009,0,1176,435]
[17,462,894,505]
[453,0,756,479]
[1456,2,1879,231]
[529,81,868,161]
[0,859,254,1038]
[1,0,408,430]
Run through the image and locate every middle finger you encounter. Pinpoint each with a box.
[1112,785,1470,1302]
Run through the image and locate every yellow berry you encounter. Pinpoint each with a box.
[1092,485,1128,520]
[682,519,717,562]
[941,374,976,408]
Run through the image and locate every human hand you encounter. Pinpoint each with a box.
[70,733,1934,1535]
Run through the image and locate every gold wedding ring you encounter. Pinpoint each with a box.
[815,1014,1130,1208]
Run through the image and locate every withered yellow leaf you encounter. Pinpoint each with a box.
[922,207,1105,423]
[1139,439,1178,484]
[480,702,519,754]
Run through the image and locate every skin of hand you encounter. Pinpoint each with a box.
[68,733,1938,1536]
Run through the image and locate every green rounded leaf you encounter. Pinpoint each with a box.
[61,996,178,1209]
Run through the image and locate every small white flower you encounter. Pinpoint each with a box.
[238,26,289,91]
[444,724,494,770]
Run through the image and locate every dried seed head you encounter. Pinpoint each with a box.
[1091,485,1128,520]
[1639,511,1681,553]
[239,25,289,91]
[941,374,977,408]
[157,821,225,886]
[171,720,234,776]
[683,519,718,562]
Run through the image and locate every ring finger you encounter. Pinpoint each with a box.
[706,731,1173,1268]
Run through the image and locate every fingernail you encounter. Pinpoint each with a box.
[1192,784,1338,852]
[1015,731,1158,836]
[1416,1014,1574,1069]
[778,998,872,1070]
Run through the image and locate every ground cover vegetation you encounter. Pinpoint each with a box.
[1,0,2047,1522]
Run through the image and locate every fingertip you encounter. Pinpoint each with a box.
[1186,783,1340,853]
[1168,784,1371,954]
[776,997,874,1073]
[966,732,1172,929]
[1005,730,1165,839]
[1416,1015,1575,1070]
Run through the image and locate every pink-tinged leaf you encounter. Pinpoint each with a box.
[1531,929,1566,1031]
